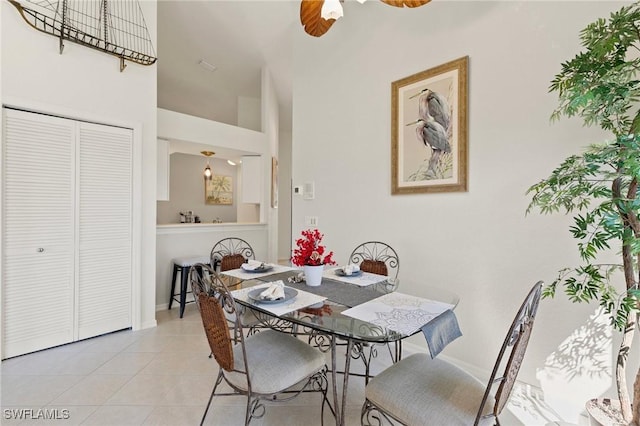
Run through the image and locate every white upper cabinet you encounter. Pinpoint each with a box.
[241,155,262,204]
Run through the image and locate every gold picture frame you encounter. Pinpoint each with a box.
[205,175,233,205]
[391,56,468,194]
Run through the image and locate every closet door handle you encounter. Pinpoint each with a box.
[37,248,45,253]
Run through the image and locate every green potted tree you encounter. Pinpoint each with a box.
[527,3,640,424]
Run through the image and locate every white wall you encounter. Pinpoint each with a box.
[157,108,269,159]
[262,69,280,262]
[238,96,261,132]
[292,1,630,422]
[278,129,293,262]
[1,0,158,330]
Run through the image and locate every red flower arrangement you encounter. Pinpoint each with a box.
[291,229,336,266]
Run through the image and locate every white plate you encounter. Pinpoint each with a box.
[335,268,362,277]
[241,263,274,273]
[247,287,298,304]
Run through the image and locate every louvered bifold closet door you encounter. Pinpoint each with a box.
[2,109,75,358]
[77,122,132,339]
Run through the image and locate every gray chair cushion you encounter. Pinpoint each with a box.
[224,329,326,395]
[366,353,494,425]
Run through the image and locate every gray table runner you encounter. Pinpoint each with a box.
[259,270,383,307]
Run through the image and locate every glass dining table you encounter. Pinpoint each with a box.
[221,266,459,426]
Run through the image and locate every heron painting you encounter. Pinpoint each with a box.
[406,88,452,179]
[391,57,468,194]
[205,175,233,205]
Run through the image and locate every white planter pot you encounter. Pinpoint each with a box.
[303,265,324,287]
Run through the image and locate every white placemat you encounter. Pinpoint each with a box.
[323,267,389,287]
[231,282,327,316]
[342,291,455,335]
[221,264,296,280]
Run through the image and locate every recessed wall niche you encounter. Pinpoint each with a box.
[156,153,238,224]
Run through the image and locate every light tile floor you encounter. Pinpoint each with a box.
[1,305,566,425]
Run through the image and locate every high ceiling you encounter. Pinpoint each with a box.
[157,1,298,135]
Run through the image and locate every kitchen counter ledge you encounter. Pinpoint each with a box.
[157,222,266,235]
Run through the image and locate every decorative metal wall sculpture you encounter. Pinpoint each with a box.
[8,0,157,71]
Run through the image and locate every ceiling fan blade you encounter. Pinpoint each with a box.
[300,0,336,37]
[380,0,431,7]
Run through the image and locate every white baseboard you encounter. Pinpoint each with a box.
[156,293,195,312]
[140,319,157,329]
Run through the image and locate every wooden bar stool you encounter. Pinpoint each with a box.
[169,255,210,318]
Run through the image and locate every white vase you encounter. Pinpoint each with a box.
[303,265,324,287]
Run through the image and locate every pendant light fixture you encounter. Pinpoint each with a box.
[201,151,215,181]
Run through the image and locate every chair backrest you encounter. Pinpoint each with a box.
[475,281,543,425]
[190,264,246,372]
[220,253,246,271]
[349,241,399,282]
[210,238,255,272]
[360,259,389,276]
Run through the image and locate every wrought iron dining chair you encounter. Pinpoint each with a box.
[210,237,282,336]
[191,264,332,426]
[210,237,255,272]
[361,281,543,426]
[349,241,399,289]
[347,241,401,374]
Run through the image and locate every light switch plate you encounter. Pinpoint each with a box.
[303,182,315,200]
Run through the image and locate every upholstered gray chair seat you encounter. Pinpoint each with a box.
[365,353,494,425]
[226,329,326,394]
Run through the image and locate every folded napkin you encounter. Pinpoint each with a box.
[259,280,285,300]
[421,309,462,358]
[243,259,265,271]
[342,264,360,275]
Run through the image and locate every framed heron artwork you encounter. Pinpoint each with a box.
[391,56,468,194]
